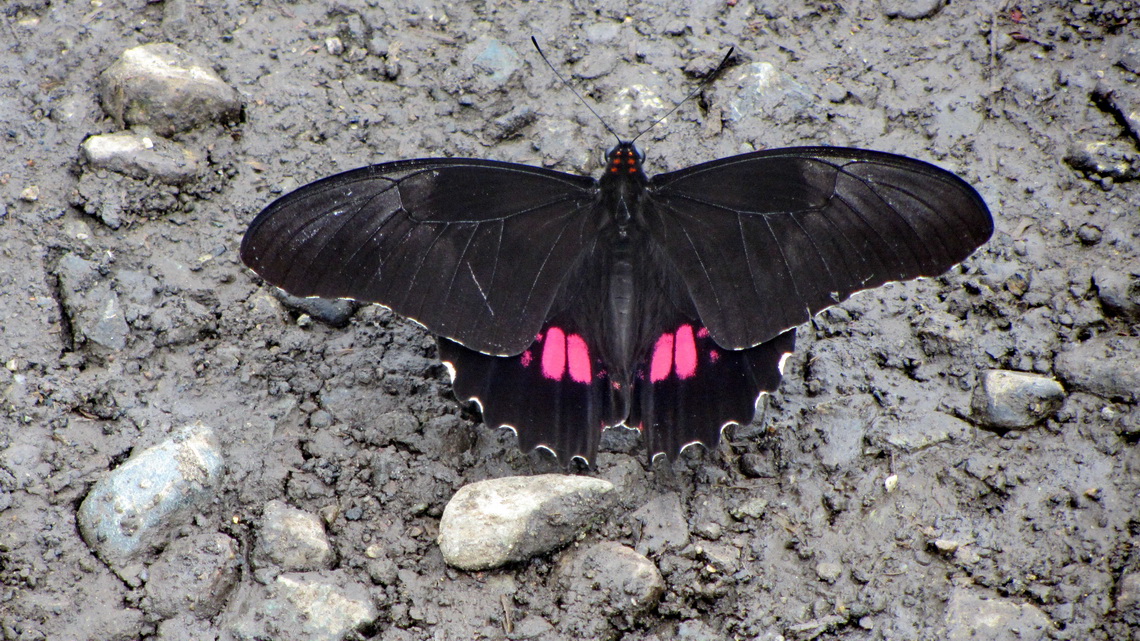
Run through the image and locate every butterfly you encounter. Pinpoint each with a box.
[241,136,992,465]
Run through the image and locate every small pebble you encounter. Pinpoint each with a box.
[933,539,960,553]
[254,500,334,572]
[1076,223,1103,245]
[816,562,843,583]
[972,369,1065,429]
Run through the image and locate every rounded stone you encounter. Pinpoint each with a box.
[437,474,614,571]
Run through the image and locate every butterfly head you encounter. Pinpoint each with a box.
[604,142,646,178]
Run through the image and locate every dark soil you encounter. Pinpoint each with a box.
[1,1,1138,639]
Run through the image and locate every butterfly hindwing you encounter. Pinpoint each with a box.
[241,159,601,355]
[645,147,993,350]
[437,322,626,462]
[629,322,797,459]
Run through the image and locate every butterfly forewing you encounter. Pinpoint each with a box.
[645,147,993,350]
[241,159,601,355]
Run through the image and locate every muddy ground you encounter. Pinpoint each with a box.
[2,0,1139,639]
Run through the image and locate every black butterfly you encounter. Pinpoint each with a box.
[241,140,991,464]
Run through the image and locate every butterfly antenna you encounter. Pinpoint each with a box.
[630,47,735,145]
[531,37,623,144]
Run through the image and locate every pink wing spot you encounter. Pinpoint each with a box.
[697,327,710,338]
[649,332,675,382]
[541,327,567,380]
[566,334,592,383]
[520,350,533,367]
[674,324,698,379]
[708,350,721,363]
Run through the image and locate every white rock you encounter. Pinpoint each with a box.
[224,571,376,641]
[81,131,202,184]
[254,500,334,572]
[438,474,614,571]
[945,588,1051,641]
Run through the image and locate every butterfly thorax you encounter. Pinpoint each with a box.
[599,142,648,231]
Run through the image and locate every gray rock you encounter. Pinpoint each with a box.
[1093,81,1140,141]
[945,588,1051,641]
[805,395,872,470]
[882,411,972,451]
[882,0,945,20]
[87,292,130,351]
[554,542,664,637]
[816,561,843,583]
[719,61,814,123]
[144,532,240,619]
[271,290,357,327]
[557,542,664,614]
[81,131,202,184]
[510,615,555,639]
[254,500,334,572]
[489,105,538,141]
[467,36,521,91]
[676,619,727,640]
[99,43,242,135]
[1092,266,1140,319]
[1076,223,1103,245]
[1116,570,1140,627]
[1121,38,1140,75]
[916,310,968,356]
[731,496,769,521]
[55,602,145,641]
[1064,140,1139,182]
[155,613,216,641]
[56,252,130,350]
[972,370,1065,429]
[224,571,376,641]
[631,493,690,556]
[1055,335,1140,403]
[573,50,618,80]
[78,423,224,570]
[437,474,614,571]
